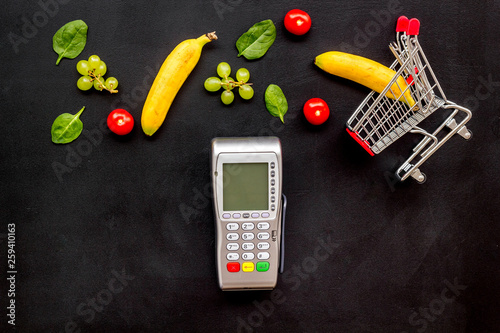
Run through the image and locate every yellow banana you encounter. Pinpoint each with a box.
[315,51,416,107]
[141,32,217,136]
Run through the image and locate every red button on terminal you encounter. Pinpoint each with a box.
[227,262,240,272]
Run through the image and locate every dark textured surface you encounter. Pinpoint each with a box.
[1,0,499,332]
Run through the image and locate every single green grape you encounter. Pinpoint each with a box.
[221,90,234,105]
[88,55,101,70]
[221,77,235,90]
[105,77,119,90]
[93,78,106,91]
[238,85,254,100]
[217,62,231,78]
[94,61,107,76]
[204,77,222,92]
[77,76,93,91]
[76,60,90,76]
[236,68,250,83]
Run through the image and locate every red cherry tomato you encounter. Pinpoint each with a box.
[303,98,330,125]
[107,109,134,135]
[284,9,311,35]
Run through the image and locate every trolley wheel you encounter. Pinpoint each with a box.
[416,172,427,184]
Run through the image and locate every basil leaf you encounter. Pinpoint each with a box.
[53,20,88,65]
[236,19,276,60]
[51,107,85,144]
[265,84,288,123]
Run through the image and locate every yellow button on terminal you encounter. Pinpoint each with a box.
[242,262,255,272]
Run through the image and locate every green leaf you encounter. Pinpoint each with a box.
[51,107,85,144]
[236,19,276,60]
[265,84,288,123]
[53,20,88,65]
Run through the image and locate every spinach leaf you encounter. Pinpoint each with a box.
[236,19,276,60]
[265,84,288,123]
[53,20,88,65]
[51,107,85,144]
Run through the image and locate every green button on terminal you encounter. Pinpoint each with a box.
[256,261,270,272]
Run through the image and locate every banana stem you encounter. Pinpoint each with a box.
[206,32,218,41]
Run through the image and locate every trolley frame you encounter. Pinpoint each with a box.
[346,16,472,183]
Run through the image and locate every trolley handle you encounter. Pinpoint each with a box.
[407,18,420,36]
[396,16,420,35]
[396,16,409,32]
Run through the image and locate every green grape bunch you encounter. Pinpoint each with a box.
[204,62,254,105]
[76,55,119,93]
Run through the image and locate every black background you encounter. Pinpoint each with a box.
[1,0,499,332]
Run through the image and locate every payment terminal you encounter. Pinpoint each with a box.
[211,137,286,290]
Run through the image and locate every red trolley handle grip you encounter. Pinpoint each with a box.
[396,16,409,32]
[407,18,420,36]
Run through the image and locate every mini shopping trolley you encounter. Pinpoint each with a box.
[346,16,472,183]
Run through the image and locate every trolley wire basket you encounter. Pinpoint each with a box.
[346,16,472,183]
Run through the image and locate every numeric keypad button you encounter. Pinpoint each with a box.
[242,253,255,260]
[226,243,239,251]
[226,223,239,231]
[242,232,254,241]
[257,252,270,260]
[257,242,270,250]
[242,223,254,231]
[257,222,270,230]
[257,232,270,240]
[226,233,239,241]
[242,243,255,251]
